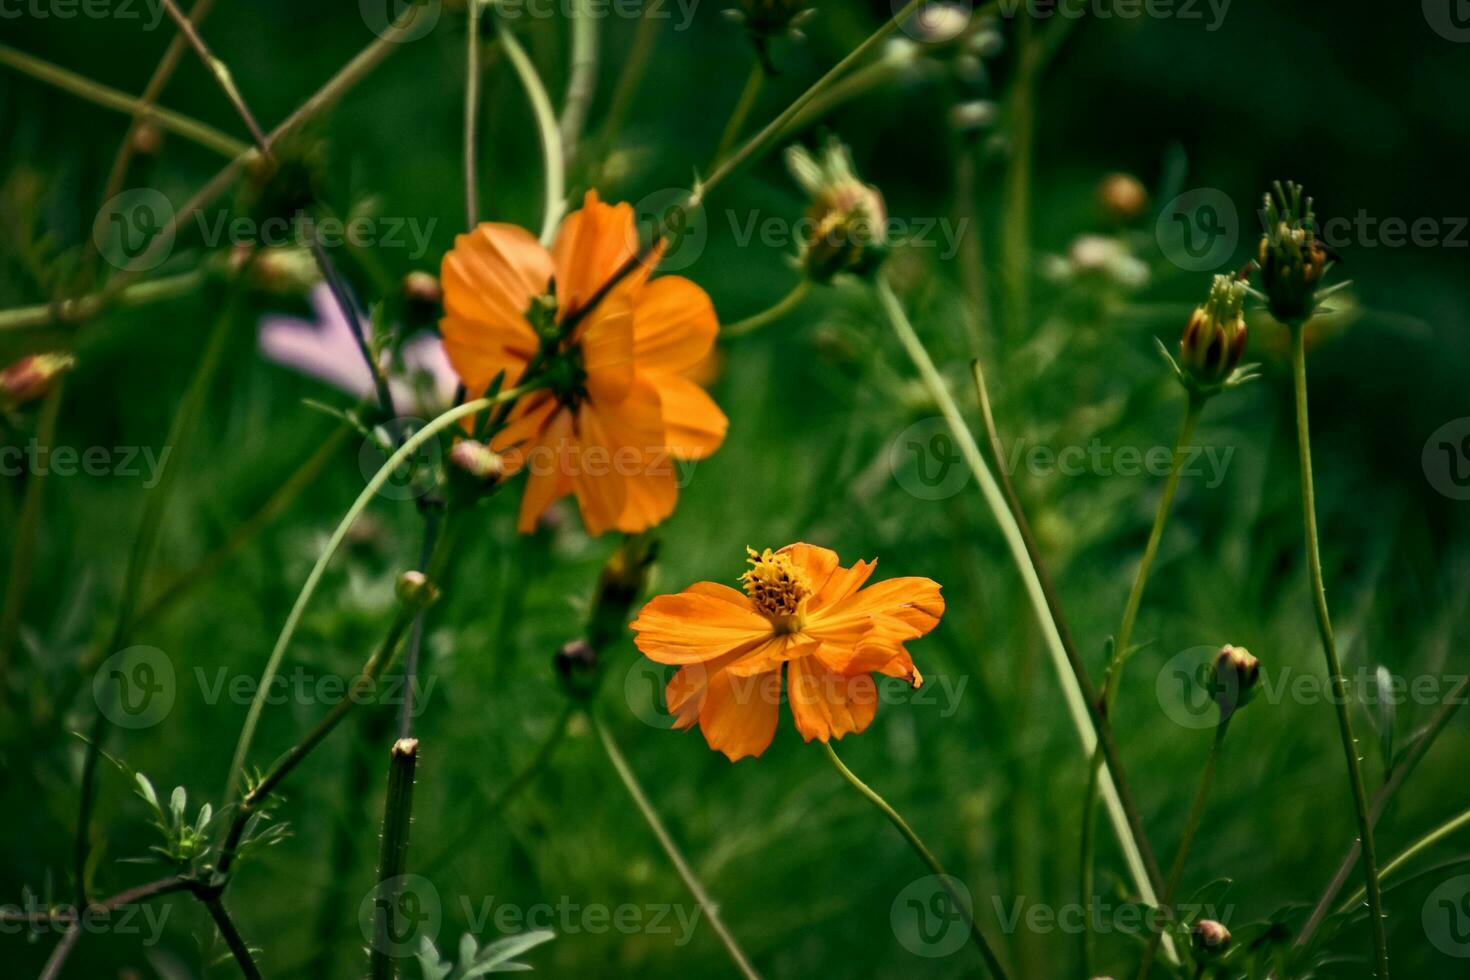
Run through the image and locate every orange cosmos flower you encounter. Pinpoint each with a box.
[439,191,728,536]
[630,543,945,761]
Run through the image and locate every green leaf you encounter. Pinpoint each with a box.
[414,935,453,980]
[135,772,160,814]
[169,786,187,828]
[461,930,555,977]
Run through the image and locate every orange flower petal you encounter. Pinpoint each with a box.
[654,374,728,461]
[787,656,878,743]
[631,589,775,665]
[809,559,877,613]
[725,634,818,678]
[806,576,945,644]
[580,295,637,406]
[551,191,643,319]
[441,223,551,334]
[508,403,574,533]
[633,276,718,375]
[777,543,841,596]
[440,313,536,396]
[698,667,783,761]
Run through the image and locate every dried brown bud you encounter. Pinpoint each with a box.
[1192,919,1232,955]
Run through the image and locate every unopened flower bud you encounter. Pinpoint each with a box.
[1192,919,1231,955]
[395,570,440,610]
[949,100,997,135]
[449,440,504,481]
[402,271,443,325]
[785,138,889,282]
[1179,274,1248,387]
[236,245,320,297]
[1209,644,1259,719]
[1098,172,1148,224]
[728,0,815,41]
[554,638,599,699]
[1,352,75,408]
[131,121,164,157]
[1257,180,1328,324]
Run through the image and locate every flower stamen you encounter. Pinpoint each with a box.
[740,547,808,624]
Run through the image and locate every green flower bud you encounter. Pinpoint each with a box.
[395,570,441,611]
[1257,181,1328,324]
[785,138,889,283]
[1180,275,1248,387]
[449,440,504,481]
[1209,644,1259,720]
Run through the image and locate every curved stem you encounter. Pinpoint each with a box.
[222,386,537,803]
[723,280,811,338]
[464,0,482,228]
[589,710,762,980]
[1290,325,1391,977]
[1135,721,1228,980]
[877,276,1170,942]
[558,0,600,170]
[822,741,1010,977]
[497,20,566,244]
[710,60,764,171]
[1340,806,1470,915]
[0,42,249,159]
[0,269,204,334]
[1298,673,1470,946]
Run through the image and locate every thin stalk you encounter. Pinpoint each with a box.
[497,20,566,244]
[76,297,235,907]
[203,895,264,980]
[595,0,662,157]
[1000,13,1037,340]
[96,0,219,257]
[823,741,1010,978]
[222,386,538,802]
[1135,720,1229,980]
[158,0,273,154]
[710,60,764,170]
[0,376,65,684]
[1298,673,1470,946]
[1340,806,1470,914]
[0,43,249,159]
[0,269,204,334]
[558,0,600,169]
[368,738,420,980]
[877,276,1173,958]
[955,142,993,351]
[132,426,351,629]
[307,233,396,420]
[1290,324,1390,977]
[37,922,82,980]
[420,700,574,875]
[589,710,762,980]
[398,507,445,739]
[464,0,483,227]
[723,280,811,338]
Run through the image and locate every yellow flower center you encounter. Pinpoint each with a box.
[740,547,808,627]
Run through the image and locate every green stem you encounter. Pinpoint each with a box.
[0,269,205,334]
[368,738,420,980]
[222,385,538,803]
[0,376,65,684]
[1340,806,1470,915]
[1000,13,1037,340]
[558,0,600,170]
[1290,324,1391,977]
[464,0,483,228]
[1079,394,1201,972]
[589,710,762,980]
[710,60,765,170]
[497,20,566,244]
[0,42,249,159]
[876,275,1174,959]
[1298,672,1470,946]
[823,741,1010,978]
[158,0,273,154]
[595,0,662,160]
[202,894,263,980]
[1135,721,1228,980]
[723,280,811,338]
